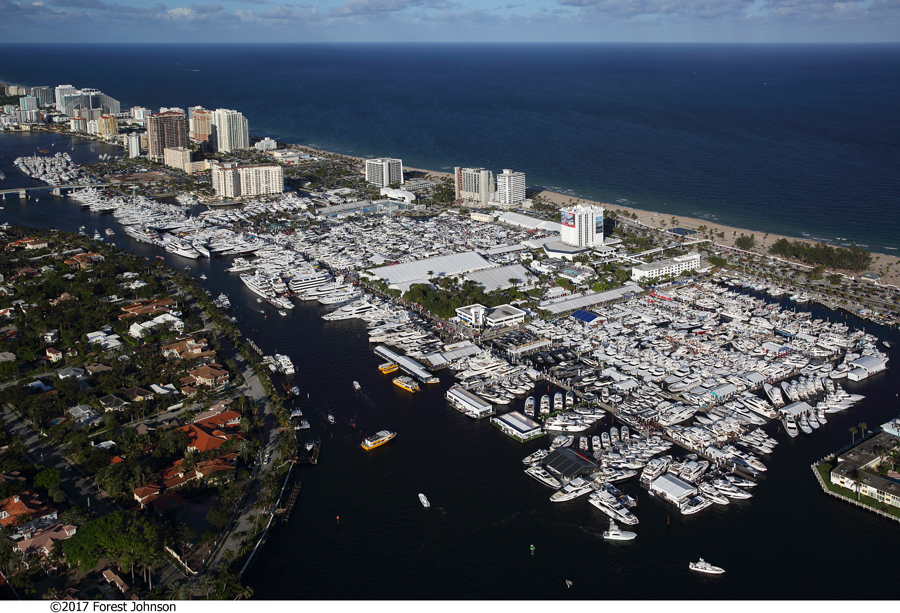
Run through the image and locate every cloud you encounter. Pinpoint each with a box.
[331,0,460,16]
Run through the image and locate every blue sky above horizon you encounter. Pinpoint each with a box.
[1,0,900,42]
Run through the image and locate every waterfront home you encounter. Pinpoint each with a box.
[830,431,900,510]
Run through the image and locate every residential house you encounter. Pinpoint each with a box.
[57,367,85,380]
[64,252,105,269]
[102,569,130,595]
[122,387,153,402]
[179,411,242,453]
[15,523,77,558]
[161,338,214,360]
[67,404,101,428]
[99,394,129,412]
[42,329,60,343]
[0,490,57,529]
[45,347,63,363]
[181,363,229,388]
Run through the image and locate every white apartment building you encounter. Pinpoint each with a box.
[131,107,151,121]
[211,162,283,198]
[211,108,249,153]
[127,133,142,158]
[454,167,495,208]
[255,137,278,152]
[495,169,526,205]
[560,203,604,248]
[365,158,404,187]
[631,253,701,283]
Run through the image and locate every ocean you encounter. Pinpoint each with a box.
[1,43,899,253]
[2,45,900,599]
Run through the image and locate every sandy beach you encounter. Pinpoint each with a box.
[286,144,900,287]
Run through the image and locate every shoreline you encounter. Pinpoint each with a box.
[281,142,900,287]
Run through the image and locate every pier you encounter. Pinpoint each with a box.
[373,345,439,384]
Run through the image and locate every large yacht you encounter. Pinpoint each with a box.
[549,477,594,502]
[288,271,333,293]
[525,465,561,489]
[589,490,639,525]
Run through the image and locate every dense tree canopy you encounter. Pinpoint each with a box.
[769,238,873,272]
[63,511,165,571]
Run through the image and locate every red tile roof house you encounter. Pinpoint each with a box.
[179,411,243,453]
[0,490,57,530]
[102,569,130,595]
[45,347,63,363]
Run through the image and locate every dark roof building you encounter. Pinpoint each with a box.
[544,448,599,482]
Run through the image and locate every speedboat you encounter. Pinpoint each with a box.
[689,558,725,574]
[603,518,637,541]
[680,495,713,515]
[353,381,362,391]
[418,493,430,508]
[327,413,336,424]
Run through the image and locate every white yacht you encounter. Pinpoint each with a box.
[689,559,725,575]
[680,495,713,515]
[603,519,637,541]
[525,465,561,489]
[589,490,639,525]
[549,477,594,502]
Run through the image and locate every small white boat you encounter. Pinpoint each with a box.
[327,413,335,424]
[353,381,362,391]
[603,519,636,541]
[418,493,430,508]
[689,558,725,574]
[278,310,287,316]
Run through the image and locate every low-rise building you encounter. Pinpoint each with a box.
[631,253,701,283]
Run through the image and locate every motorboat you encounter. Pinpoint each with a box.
[589,490,638,525]
[689,558,725,575]
[327,413,336,424]
[522,448,550,465]
[419,493,431,508]
[603,519,637,541]
[353,381,362,391]
[361,430,395,450]
[680,495,713,515]
[550,477,594,502]
[525,465,561,489]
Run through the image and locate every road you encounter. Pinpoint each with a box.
[1,405,118,517]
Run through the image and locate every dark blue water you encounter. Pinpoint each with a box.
[1,43,899,254]
[2,58,900,599]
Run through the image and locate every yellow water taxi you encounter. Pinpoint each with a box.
[378,362,399,374]
[361,430,396,450]
[393,376,420,392]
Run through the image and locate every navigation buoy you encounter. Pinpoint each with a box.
[336,515,340,524]
[530,544,534,556]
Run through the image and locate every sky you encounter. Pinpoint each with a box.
[1,0,899,42]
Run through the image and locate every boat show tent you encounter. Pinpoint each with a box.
[464,264,535,292]
[650,473,697,505]
[570,309,600,325]
[537,282,644,315]
[740,371,765,386]
[367,251,493,291]
[850,355,887,375]
[781,401,813,416]
[420,343,481,369]
[497,211,562,232]
[491,411,543,442]
[544,448,599,481]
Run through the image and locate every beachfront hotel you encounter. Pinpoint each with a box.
[210,162,283,199]
[365,158,404,187]
[560,203,604,248]
[494,169,527,206]
[189,107,214,143]
[454,167,495,208]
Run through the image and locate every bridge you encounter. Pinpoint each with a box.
[0,183,116,199]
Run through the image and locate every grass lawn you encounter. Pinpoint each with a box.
[816,463,900,518]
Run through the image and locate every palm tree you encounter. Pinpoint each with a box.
[859,422,867,438]
[850,426,858,444]
[197,574,215,600]
[233,585,254,600]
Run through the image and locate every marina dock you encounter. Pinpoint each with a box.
[374,346,440,384]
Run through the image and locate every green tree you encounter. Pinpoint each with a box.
[850,426,858,444]
[34,468,61,491]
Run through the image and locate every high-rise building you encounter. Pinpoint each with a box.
[131,107,150,121]
[147,111,189,161]
[54,84,77,109]
[211,109,249,153]
[365,158,404,187]
[127,133,142,158]
[495,169,526,206]
[31,87,54,107]
[190,108,214,142]
[19,96,38,111]
[560,203,604,248]
[5,85,26,96]
[454,167,495,208]
[86,119,99,136]
[98,114,118,137]
[160,107,184,115]
[14,109,40,124]
[210,162,283,198]
[60,88,120,118]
